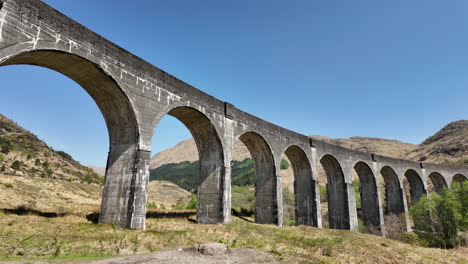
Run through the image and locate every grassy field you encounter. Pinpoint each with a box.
[0,211,466,263]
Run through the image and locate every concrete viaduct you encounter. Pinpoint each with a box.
[0,0,466,234]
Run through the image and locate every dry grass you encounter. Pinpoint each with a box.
[0,212,466,263]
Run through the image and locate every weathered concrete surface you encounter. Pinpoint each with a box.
[0,0,466,233]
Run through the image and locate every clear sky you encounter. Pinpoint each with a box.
[0,0,467,167]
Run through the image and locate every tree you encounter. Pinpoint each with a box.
[410,181,467,248]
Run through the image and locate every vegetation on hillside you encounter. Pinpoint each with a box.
[0,213,466,263]
[410,181,468,249]
[0,114,103,184]
[150,158,290,191]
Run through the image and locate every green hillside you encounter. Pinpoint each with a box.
[149,158,289,192]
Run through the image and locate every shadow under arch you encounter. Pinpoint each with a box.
[354,161,381,233]
[380,166,405,216]
[404,169,426,206]
[152,106,226,224]
[0,49,142,228]
[320,154,349,230]
[283,145,317,226]
[452,174,467,185]
[238,131,278,224]
[428,172,448,194]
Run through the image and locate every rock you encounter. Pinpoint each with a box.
[198,243,228,256]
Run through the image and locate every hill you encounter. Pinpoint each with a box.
[0,114,103,184]
[405,120,468,166]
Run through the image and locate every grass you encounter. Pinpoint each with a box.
[0,212,466,263]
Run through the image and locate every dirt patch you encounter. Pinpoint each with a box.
[6,243,280,264]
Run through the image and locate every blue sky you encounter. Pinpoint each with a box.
[0,0,467,167]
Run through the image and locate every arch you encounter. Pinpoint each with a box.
[0,49,143,228]
[452,174,467,185]
[0,49,138,147]
[284,145,317,226]
[238,132,278,224]
[404,169,426,205]
[152,106,225,224]
[320,154,349,230]
[354,161,380,231]
[428,172,448,194]
[380,166,405,216]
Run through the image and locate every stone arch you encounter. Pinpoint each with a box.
[283,145,316,226]
[0,49,143,228]
[354,161,380,231]
[0,49,139,149]
[319,154,349,230]
[380,166,405,216]
[452,174,467,185]
[238,131,278,224]
[152,106,226,224]
[428,172,448,194]
[404,169,426,205]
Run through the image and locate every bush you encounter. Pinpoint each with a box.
[147,202,157,209]
[280,159,290,170]
[55,150,73,161]
[3,183,13,189]
[410,182,467,248]
[35,158,41,166]
[186,194,197,210]
[282,187,295,224]
[0,140,12,154]
[384,214,406,241]
[10,160,22,170]
[320,185,327,203]
[0,153,4,162]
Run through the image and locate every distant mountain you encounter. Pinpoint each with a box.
[405,120,468,166]
[149,121,466,193]
[87,165,106,176]
[309,135,418,159]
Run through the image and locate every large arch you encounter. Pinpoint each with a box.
[428,172,448,194]
[238,132,278,224]
[354,161,380,232]
[284,145,317,226]
[0,49,143,228]
[380,166,405,216]
[452,174,467,185]
[320,154,349,230]
[404,169,426,206]
[152,106,226,224]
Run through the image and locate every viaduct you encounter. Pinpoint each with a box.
[0,0,466,234]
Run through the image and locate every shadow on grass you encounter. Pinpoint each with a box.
[86,210,197,224]
[232,208,254,223]
[1,206,68,218]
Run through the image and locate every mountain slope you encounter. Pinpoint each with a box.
[405,120,468,166]
[0,114,102,183]
[309,135,418,159]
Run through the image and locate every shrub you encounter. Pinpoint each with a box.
[0,153,4,162]
[0,141,12,154]
[280,159,290,170]
[320,185,327,203]
[384,214,406,241]
[3,183,13,188]
[147,202,157,209]
[35,158,41,166]
[55,150,73,161]
[10,160,22,170]
[410,182,467,248]
[186,194,197,210]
